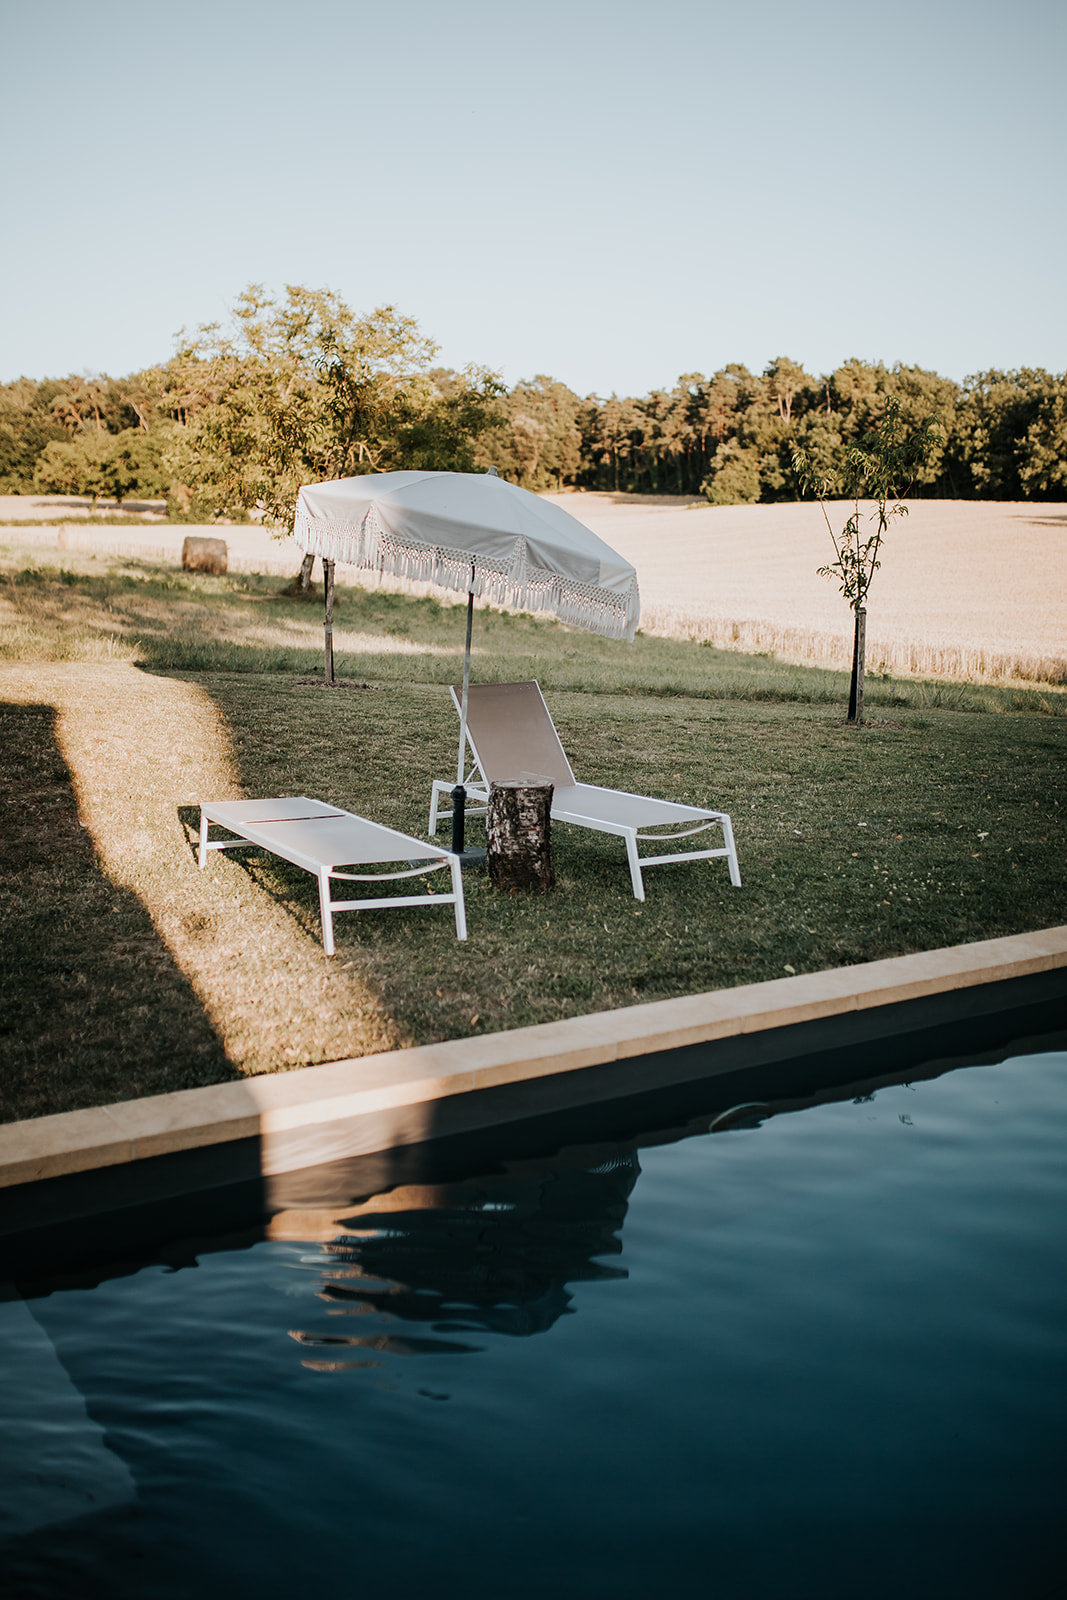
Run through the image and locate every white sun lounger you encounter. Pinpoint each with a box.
[428,681,741,901]
[199,797,467,953]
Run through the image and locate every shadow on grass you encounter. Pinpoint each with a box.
[0,704,234,1121]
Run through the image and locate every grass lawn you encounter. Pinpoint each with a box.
[2,543,1064,1124]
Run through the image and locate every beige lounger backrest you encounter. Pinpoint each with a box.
[451,681,576,787]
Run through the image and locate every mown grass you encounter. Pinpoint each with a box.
[1,545,1064,1124]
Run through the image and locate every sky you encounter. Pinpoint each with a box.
[1,0,1064,396]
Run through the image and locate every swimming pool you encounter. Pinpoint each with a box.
[2,1032,1065,1598]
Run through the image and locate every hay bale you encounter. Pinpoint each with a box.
[181,536,228,575]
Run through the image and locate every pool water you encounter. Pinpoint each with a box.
[3,1047,1065,1599]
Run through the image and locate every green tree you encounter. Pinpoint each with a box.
[99,427,172,503]
[32,432,113,502]
[793,399,941,724]
[1018,374,1067,498]
[700,365,752,447]
[31,425,171,505]
[164,283,442,532]
[400,366,505,474]
[163,284,503,679]
[764,356,812,425]
[477,376,583,490]
[701,442,762,505]
[163,282,505,617]
[0,377,69,491]
[669,373,710,492]
[880,364,958,490]
[580,393,642,492]
[826,357,889,440]
[688,367,748,497]
[952,368,1066,500]
[628,385,692,493]
[49,373,111,437]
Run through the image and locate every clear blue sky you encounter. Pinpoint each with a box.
[2,0,1063,395]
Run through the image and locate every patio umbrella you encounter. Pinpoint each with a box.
[292,469,640,855]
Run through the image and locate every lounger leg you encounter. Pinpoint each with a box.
[624,831,646,901]
[429,780,449,835]
[449,856,468,941]
[722,813,742,887]
[317,867,336,956]
[198,809,209,869]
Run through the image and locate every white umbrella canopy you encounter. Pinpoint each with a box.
[293,469,640,640]
[292,470,641,856]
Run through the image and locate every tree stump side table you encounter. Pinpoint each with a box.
[486,781,555,892]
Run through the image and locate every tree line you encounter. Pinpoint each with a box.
[2,285,1064,518]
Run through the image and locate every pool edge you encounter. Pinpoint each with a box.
[3,925,1066,1190]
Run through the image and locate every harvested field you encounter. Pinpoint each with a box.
[544,495,1067,687]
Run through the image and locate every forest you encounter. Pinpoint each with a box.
[1,284,1064,519]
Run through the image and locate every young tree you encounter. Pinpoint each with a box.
[793,399,941,724]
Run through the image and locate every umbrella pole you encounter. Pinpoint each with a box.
[451,581,475,856]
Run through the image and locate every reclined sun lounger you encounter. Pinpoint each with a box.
[199,797,467,953]
[428,681,740,901]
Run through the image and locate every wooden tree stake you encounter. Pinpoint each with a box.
[323,558,336,686]
[847,606,866,724]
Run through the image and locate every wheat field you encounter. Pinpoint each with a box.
[544,494,1067,686]
[3,493,1064,686]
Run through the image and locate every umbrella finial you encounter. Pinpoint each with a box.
[485,465,499,477]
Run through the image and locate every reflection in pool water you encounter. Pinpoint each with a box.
[2,1048,1065,1600]
[286,1149,639,1361]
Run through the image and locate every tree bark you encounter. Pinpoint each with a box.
[284,552,316,596]
[487,782,554,891]
[847,606,866,724]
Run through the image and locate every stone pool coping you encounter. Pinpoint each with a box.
[3,925,1065,1191]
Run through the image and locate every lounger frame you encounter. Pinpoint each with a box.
[429,683,740,901]
[199,797,466,953]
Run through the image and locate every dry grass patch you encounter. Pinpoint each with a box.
[0,662,407,1120]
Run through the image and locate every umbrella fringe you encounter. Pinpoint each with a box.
[293,506,640,642]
